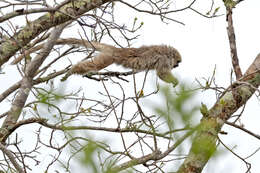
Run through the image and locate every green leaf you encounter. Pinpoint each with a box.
[200,103,209,117]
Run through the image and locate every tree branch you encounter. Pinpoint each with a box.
[225,121,260,140]
[110,127,196,172]
[0,0,111,67]
[0,143,25,173]
[225,5,242,79]
[0,0,73,23]
[0,24,65,142]
[177,53,260,173]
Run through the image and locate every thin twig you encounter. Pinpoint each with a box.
[225,121,260,140]
[0,143,25,173]
[225,7,242,79]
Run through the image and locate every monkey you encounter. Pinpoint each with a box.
[9,37,181,86]
[67,41,182,86]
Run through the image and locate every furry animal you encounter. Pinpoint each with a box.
[69,41,182,86]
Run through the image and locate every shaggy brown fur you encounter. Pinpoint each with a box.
[70,41,181,85]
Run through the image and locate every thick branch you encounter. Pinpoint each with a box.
[0,143,25,173]
[0,0,111,67]
[0,0,72,23]
[0,24,65,142]
[177,54,260,173]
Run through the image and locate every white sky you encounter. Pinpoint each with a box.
[0,0,260,172]
[113,1,260,172]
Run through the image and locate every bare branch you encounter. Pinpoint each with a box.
[110,127,196,172]
[0,0,112,67]
[0,0,73,23]
[225,121,260,140]
[1,117,187,142]
[225,6,242,79]
[0,143,25,173]
[0,23,66,142]
[117,0,198,25]
[0,1,257,172]
[177,53,260,173]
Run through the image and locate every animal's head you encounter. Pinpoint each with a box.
[167,46,181,69]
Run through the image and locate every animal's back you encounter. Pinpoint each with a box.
[113,45,180,71]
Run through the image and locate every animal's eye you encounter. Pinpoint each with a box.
[177,60,181,63]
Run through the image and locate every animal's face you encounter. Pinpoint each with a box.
[173,53,181,68]
[168,47,181,68]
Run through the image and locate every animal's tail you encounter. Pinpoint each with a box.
[11,38,112,64]
[56,38,112,52]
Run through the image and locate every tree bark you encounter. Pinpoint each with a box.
[0,0,111,67]
[177,54,260,173]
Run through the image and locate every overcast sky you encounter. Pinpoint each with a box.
[0,0,260,172]
[99,1,260,172]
